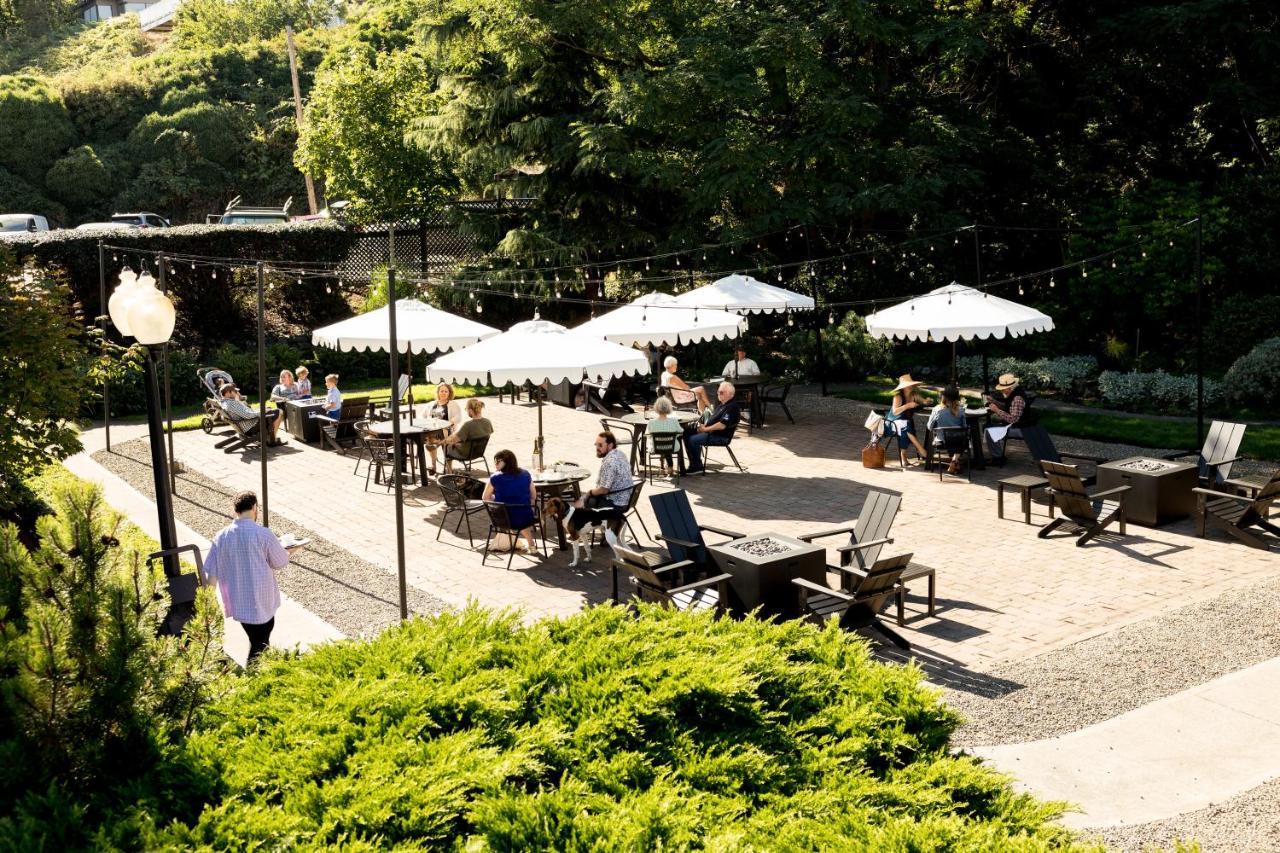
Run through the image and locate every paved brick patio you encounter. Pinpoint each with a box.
[165,391,1278,669]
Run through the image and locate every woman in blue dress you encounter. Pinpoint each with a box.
[482,449,538,552]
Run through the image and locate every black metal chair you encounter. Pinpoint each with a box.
[601,417,640,472]
[447,434,491,474]
[926,424,972,482]
[644,430,683,483]
[760,382,794,424]
[357,431,396,492]
[481,501,547,570]
[435,474,487,548]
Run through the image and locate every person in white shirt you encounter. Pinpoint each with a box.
[722,344,760,379]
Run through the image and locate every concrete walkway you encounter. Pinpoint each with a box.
[972,657,1280,828]
[67,424,343,667]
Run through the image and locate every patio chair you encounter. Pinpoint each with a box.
[1014,425,1106,483]
[314,397,371,454]
[371,375,414,422]
[792,552,914,649]
[1164,420,1247,487]
[610,544,732,614]
[759,382,795,424]
[649,489,744,572]
[798,489,900,580]
[213,414,262,453]
[643,430,684,484]
[435,474,487,548]
[699,440,746,475]
[601,417,640,471]
[925,425,972,482]
[481,501,546,570]
[447,434,491,474]
[357,431,395,493]
[613,478,651,544]
[1038,460,1130,547]
[1193,469,1280,550]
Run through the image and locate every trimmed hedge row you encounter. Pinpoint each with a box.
[3,222,358,350]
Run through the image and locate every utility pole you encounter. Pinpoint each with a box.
[285,26,319,215]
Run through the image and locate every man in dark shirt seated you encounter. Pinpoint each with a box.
[683,381,740,474]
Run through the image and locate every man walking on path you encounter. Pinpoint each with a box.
[203,490,302,664]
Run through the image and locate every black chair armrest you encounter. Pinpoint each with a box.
[1192,487,1256,503]
[1205,455,1245,467]
[699,524,745,540]
[1061,451,1108,464]
[792,577,853,601]
[797,524,858,542]
[312,413,337,424]
[668,572,734,595]
[1162,449,1198,461]
[655,533,702,550]
[1088,485,1131,501]
[650,559,696,577]
[835,537,893,554]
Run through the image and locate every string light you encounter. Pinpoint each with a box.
[1049,275,1055,288]
[1110,259,1117,268]
[1081,267,1088,278]
[828,312,835,325]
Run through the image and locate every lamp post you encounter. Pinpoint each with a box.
[107,266,179,578]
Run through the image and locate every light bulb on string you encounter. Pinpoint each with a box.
[112,253,119,262]
[777,271,783,282]
[871,257,876,266]
[1049,275,1056,288]
[828,312,835,325]
[1082,267,1088,279]
[675,257,681,267]
[1018,284,1025,295]
[954,237,960,245]
[786,313,794,327]
[190,262,195,270]
[842,261,847,272]
[1111,259,1117,268]
[1142,250,1148,258]
[476,302,483,314]
[212,269,217,279]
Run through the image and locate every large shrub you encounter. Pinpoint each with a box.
[0,74,76,185]
[153,607,1087,849]
[1223,337,1280,409]
[957,355,1098,397]
[1098,369,1222,414]
[783,313,894,382]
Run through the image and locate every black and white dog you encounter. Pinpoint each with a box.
[542,497,626,567]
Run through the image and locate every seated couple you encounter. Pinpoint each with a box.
[429,397,492,474]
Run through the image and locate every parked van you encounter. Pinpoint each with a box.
[0,213,51,235]
[208,196,292,225]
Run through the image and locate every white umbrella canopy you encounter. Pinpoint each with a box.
[571,291,747,347]
[864,283,1054,343]
[426,319,651,388]
[673,274,816,315]
[311,298,500,353]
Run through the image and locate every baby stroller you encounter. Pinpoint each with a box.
[197,367,236,434]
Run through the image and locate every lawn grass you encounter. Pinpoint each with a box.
[112,380,486,434]
[833,385,1280,462]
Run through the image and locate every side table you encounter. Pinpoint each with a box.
[896,562,936,626]
[998,475,1052,524]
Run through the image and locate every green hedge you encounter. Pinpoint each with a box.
[4,222,357,350]
[150,607,1089,850]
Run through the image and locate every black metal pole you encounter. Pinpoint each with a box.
[388,267,408,621]
[974,224,987,393]
[143,348,179,577]
[256,263,269,526]
[1195,216,1204,446]
[159,253,176,495]
[98,239,111,451]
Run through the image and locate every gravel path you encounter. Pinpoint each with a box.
[940,572,1280,747]
[94,440,450,637]
[1083,776,1280,852]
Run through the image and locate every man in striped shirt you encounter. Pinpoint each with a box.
[203,491,302,664]
[220,383,284,445]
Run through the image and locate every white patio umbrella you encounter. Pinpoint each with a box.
[311,298,500,413]
[571,291,747,347]
[864,282,1054,382]
[673,274,815,315]
[426,319,651,458]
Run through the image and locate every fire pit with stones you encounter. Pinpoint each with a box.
[708,532,826,618]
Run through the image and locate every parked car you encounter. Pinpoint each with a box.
[208,196,292,225]
[0,213,51,235]
[76,222,137,231]
[111,212,170,228]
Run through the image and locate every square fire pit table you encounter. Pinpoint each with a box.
[707,532,826,618]
[1096,456,1198,527]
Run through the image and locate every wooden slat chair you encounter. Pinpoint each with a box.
[1017,425,1107,484]
[793,553,914,649]
[610,545,732,613]
[1193,469,1280,550]
[649,489,743,573]
[314,397,371,454]
[371,375,414,422]
[213,413,262,453]
[798,490,901,583]
[1038,460,1131,547]
[1165,420,1247,487]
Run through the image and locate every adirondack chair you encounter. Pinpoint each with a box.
[1164,420,1247,486]
[792,552,914,649]
[797,490,901,584]
[372,375,414,422]
[213,411,263,453]
[1193,469,1280,550]
[1017,425,1107,484]
[314,397,371,454]
[649,489,744,571]
[1038,460,1131,546]
[610,545,732,613]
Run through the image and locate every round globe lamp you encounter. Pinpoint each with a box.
[126,286,176,346]
[106,267,141,337]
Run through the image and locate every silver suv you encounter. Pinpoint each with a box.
[209,196,292,225]
[112,212,170,228]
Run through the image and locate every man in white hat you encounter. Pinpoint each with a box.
[985,373,1032,464]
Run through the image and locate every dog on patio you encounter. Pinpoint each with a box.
[542,497,625,568]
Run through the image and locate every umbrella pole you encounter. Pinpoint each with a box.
[387,268,408,622]
[951,341,957,385]
[982,350,989,395]
[407,349,414,424]
[535,387,545,472]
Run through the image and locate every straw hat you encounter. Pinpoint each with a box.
[892,373,924,393]
[995,373,1020,391]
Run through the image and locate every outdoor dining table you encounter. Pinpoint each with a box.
[530,466,593,550]
[368,417,450,486]
[701,374,767,431]
[620,410,700,472]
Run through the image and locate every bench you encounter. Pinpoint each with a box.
[895,562,936,626]
[998,474,1053,525]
